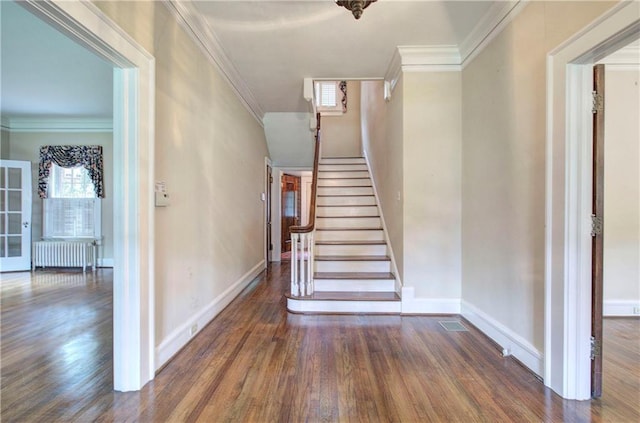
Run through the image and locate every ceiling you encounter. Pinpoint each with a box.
[189,0,496,112]
[0,1,113,120]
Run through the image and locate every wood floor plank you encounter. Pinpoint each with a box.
[1,264,639,422]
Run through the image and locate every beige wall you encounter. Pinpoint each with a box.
[461,1,615,351]
[95,1,269,359]
[8,131,114,262]
[1,129,9,159]
[322,81,362,158]
[403,72,462,299]
[361,78,404,278]
[603,67,640,305]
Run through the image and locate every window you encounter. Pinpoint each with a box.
[43,164,101,239]
[315,81,347,115]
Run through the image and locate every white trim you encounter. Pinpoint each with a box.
[97,258,115,268]
[545,1,639,400]
[604,300,640,317]
[286,297,401,314]
[462,300,543,377]
[603,64,640,71]
[397,46,461,66]
[4,118,112,132]
[162,0,264,125]
[597,45,640,65]
[22,0,157,392]
[362,151,402,293]
[401,287,460,314]
[155,261,265,367]
[384,46,461,94]
[459,1,528,68]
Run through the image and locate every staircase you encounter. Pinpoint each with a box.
[286,157,401,314]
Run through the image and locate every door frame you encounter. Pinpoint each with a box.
[21,0,156,391]
[0,160,32,271]
[265,157,272,265]
[544,1,639,400]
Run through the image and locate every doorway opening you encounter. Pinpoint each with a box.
[16,1,156,392]
[545,1,639,400]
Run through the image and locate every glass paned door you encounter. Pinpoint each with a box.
[0,160,32,271]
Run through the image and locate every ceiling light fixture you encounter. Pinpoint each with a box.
[336,0,377,20]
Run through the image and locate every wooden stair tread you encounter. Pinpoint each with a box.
[318,194,375,197]
[316,227,382,231]
[319,185,373,188]
[317,215,379,218]
[317,205,376,207]
[314,272,395,279]
[318,177,370,179]
[287,291,400,301]
[321,157,365,159]
[315,255,390,261]
[318,169,367,172]
[315,240,386,245]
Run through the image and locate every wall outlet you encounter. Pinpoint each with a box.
[189,323,198,336]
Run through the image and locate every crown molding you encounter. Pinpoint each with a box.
[598,45,640,65]
[459,0,528,68]
[2,117,113,132]
[163,0,264,126]
[384,45,461,94]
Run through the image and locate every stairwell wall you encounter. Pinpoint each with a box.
[361,79,404,281]
[323,81,362,158]
[94,1,270,369]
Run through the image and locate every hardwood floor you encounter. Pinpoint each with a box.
[1,264,638,422]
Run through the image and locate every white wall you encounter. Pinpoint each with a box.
[95,1,270,368]
[263,113,315,167]
[361,79,404,279]
[7,131,114,264]
[603,66,640,315]
[461,1,616,368]
[322,81,362,158]
[403,72,461,301]
[0,129,9,159]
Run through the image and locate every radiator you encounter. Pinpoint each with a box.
[32,241,96,272]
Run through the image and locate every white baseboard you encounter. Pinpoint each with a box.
[462,300,543,377]
[155,260,265,369]
[97,258,114,268]
[401,287,460,314]
[604,300,640,317]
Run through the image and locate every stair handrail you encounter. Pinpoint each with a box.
[291,112,321,234]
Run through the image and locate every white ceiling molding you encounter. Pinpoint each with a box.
[4,118,113,133]
[459,0,528,68]
[384,45,461,93]
[598,44,640,66]
[163,0,265,125]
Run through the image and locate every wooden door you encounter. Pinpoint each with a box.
[281,174,301,253]
[266,164,272,263]
[0,160,32,272]
[591,64,605,398]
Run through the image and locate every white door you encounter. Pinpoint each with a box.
[0,160,32,272]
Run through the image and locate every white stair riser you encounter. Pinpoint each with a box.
[315,260,391,273]
[318,187,374,196]
[316,244,387,256]
[317,196,376,206]
[314,279,395,292]
[287,298,401,314]
[318,164,368,171]
[318,171,369,179]
[317,206,379,217]
[318,178,371,187]
[316,217,381,229]
[316,229,385,242]
[320,158,365,164]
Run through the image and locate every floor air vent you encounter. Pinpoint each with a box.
[439,321,468,332]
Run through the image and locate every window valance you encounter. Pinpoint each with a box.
[38,145,104,198]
